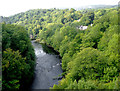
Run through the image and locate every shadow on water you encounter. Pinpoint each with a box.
[41,43,61,59]
[41,44,59,55]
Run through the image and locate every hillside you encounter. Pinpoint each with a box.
[1,6,120,90]
[76,5,118,10]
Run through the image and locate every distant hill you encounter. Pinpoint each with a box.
[0,16,9,23]
[0,5,117,23]
[75,5,117,10]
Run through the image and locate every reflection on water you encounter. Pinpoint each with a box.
[41,43,60,55]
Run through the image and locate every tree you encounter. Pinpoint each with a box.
[2,24,35,90]
[2,48,28,90]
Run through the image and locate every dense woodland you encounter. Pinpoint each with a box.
[1,5,120,90]
[2,23,35,90]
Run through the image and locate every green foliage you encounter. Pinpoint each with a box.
[3,7,119,90]
[79,11,94,26]
[47,8,119,90]
[6,8,82,38]
[81,23,103,49]
[98,25,118,51]
[2,48,28,90]
[68,48,107,81]
[78,80,98,89]
[2,24,35,90]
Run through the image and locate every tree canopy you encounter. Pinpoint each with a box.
[2,23,35,90]
[2,6,119,90]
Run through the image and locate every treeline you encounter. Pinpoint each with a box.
[4,7,120,89]
[2,23,35,90]
[6,8,83,37]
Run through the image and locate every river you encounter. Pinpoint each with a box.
[31,40,63,90]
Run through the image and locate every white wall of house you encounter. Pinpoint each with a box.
[79,25,88,30]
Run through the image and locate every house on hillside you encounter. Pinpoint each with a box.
[30,34,33,39]
[77,24,93,30]
[78,25,88,30]
[77,19,81,22]
[91,24,93,26]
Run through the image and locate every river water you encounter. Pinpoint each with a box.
[31,41,63,90]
